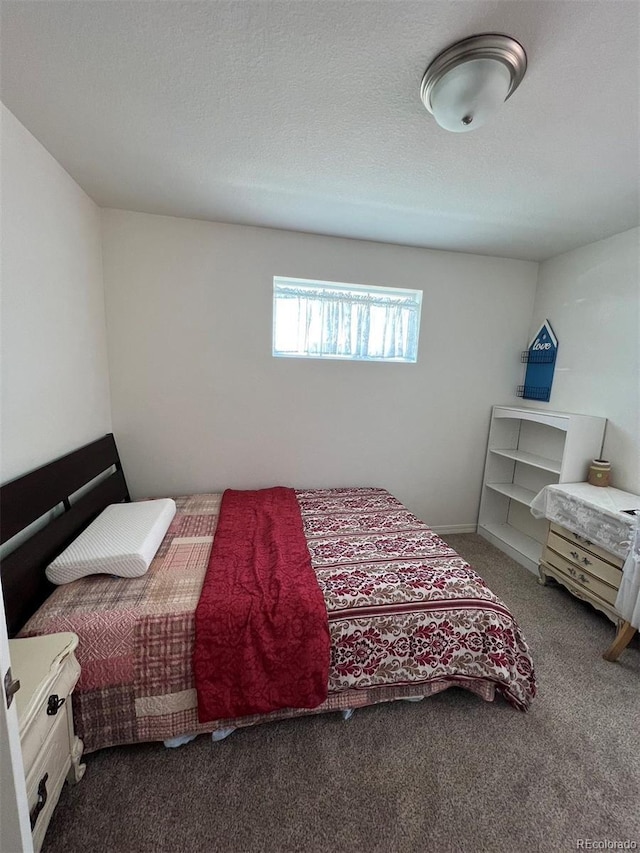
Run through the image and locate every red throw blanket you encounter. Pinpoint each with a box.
[193,487,331,722]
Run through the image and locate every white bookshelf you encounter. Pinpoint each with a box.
[477,406,606,573]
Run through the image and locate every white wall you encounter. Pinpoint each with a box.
[529,227,640,494]
[102,209,538,528]
[0,105,112,483]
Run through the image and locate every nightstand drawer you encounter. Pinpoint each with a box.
[542,548,619,606]
[549,523,625,569]
[546,530,623,588]
[26,710,72,853]
[20,652,80,776]
[10,632,85,853]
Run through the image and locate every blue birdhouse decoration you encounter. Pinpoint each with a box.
[517,320,558,402]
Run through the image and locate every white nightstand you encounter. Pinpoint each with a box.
[9,632,85,853]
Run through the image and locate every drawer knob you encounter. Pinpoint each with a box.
[47,694,65,716]
[30,773,48,829]
[3,667,20,710]
[581,556,592,566]
[570,551,580,561]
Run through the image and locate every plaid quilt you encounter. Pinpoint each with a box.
[20,489,536,752]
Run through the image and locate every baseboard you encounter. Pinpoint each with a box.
[431,523,477,535]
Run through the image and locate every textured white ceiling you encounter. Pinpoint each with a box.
[1,0,639,261]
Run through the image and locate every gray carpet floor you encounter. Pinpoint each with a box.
[42,534,639,853]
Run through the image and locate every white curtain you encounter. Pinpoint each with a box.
[273,280,421,362]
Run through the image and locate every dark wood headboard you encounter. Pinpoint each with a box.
[0,434,130,637]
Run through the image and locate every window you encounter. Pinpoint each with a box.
[272,277,422,363]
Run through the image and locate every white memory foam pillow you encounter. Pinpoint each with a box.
[46,498,177,585]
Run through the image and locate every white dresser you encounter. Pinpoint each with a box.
[531,483,640,660]
[9,632,85,853]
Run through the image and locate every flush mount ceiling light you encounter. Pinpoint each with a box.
[420,33,527,132]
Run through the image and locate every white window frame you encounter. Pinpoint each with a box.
[272,276,423,363]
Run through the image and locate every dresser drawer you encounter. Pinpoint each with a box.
[542,548,619,606]
[20,652,80,777]
[549,523,625,569]
[26,710,72,853]
[546,530,623,588]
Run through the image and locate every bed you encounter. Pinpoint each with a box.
[1,435,536,753]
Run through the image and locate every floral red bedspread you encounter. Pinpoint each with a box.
[298,488,535,707]
[20,488,535,753]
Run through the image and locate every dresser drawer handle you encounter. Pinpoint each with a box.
[581,556,592,566]
[47,694,65,716]
[570,551,580,561]
[30,773,48,829]
[578,573,589,584]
